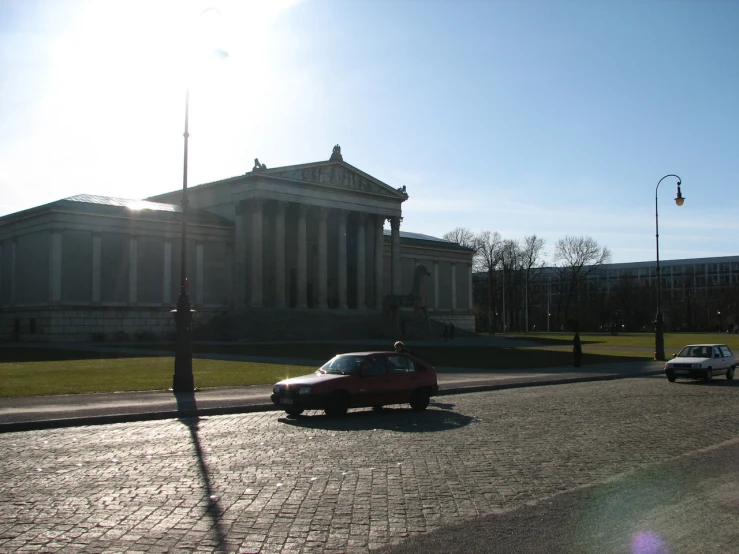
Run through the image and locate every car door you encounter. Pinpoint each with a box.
[715,346,732,371]
[357,355,390,407]
[712,346,727,372]
[720,346,735,368]
[387,354,415,403]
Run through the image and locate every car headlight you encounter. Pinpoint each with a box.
[692,363,702,369]
[298,386,312,395]
[273,385,281,394]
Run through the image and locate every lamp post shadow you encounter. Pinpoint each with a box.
[175,392,233,553]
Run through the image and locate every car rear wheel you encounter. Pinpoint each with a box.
[325,392,350,417]
[285,408,304,417]
[666,372,676,383]
[410,389,430,411]
[727,366,735,381]
[704,367,713,382]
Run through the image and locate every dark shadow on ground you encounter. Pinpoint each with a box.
[667,378,739,388]
[176,393,234,554]
[277,405,473,433]
[640,373,739,388]
[0,342,648,370]
[504,335,607,346]
[0,347,147,363]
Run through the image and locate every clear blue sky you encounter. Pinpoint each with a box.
[1,0,737,264]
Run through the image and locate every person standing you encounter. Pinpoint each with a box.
[573,332,582,367]
[394,341,412,354]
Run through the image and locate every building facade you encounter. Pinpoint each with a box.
[0,148,475,342]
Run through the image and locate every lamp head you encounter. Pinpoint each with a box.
[674,182,685,206]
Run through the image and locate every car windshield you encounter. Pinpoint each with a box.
[319,355,365,375]
[678,346,711,358]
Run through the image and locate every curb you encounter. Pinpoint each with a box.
[0,371,665,434]
[437,370,665,396]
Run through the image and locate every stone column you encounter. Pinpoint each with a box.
[234,202,246,309]
[374,215,384,310]
[318,207,329,310]
[366,216,374,307]
[337,209,348,310]
[468,263,473,309]
[92,234,102,304]
[50,231,62,303]
[250,200,264,307]
[163,240,171,304]
[196,243,204,306]
[128,235,137,304]
[390,216,401,294]
[356,213,367,310]
[451,262,457,311]
[297,204,308,309]
[274,201,287,308]
[10,240,16,306]
[434,261,439,310]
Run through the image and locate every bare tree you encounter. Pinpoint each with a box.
[443,227,476,250]
[553,235,611,328]
[500,239,522,331]
[475,230,503,332]
[520,235,546,331]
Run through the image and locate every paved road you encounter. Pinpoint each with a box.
[0,360,662,431]
[375,437,739,553]
[1,374,738,553]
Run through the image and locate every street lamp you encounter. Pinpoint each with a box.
[654,174,685,361]
[172,87,196,392]
[171,23,229,392]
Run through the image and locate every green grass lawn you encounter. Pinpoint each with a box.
[2,332,735,398]
[0,356,309,398]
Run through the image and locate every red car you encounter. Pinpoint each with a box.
[270,351,439,417]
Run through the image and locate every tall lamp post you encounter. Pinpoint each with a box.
[172,87,195,392]
[172,32,228,392]
[654,174,685,361]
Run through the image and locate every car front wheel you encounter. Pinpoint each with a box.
[727,366,735,381]
[704,367,713,382]
[285,408,304,417]
[325,392,350,418]
[410,389,430,411]
[666,371,676,383]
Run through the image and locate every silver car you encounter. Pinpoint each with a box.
[664,343,736,382]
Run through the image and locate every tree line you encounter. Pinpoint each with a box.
[443,227,611,332]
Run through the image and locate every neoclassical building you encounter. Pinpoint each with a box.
[0,147,475,341]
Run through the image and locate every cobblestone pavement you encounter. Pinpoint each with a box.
[1,375,737,553]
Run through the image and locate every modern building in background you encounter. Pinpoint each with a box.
[0,148,474,342]
[475,255,739,333]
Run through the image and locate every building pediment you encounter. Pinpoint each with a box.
[256,161,408,200]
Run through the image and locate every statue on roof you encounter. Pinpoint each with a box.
[329,144,343,162]
[253,158,267,171]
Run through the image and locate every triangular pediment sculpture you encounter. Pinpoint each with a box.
[262,162,407,198]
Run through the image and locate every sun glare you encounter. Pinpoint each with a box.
[23,0,305,203]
